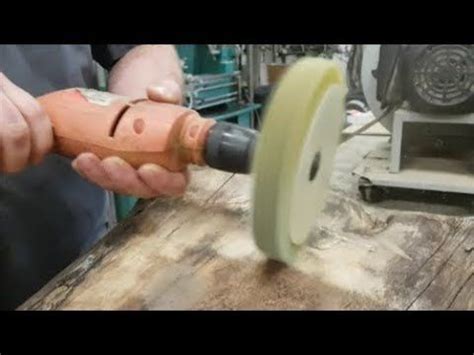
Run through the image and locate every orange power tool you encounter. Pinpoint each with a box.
[38,88,258,174]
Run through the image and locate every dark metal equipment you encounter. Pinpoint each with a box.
[355,44,474,202]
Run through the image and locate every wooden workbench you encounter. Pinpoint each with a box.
[21,135,474,310]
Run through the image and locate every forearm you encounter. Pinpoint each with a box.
[108,45,184,100]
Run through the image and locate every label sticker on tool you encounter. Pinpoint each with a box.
[76,88,125,106]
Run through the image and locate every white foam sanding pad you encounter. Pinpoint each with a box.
[252,58,347,264]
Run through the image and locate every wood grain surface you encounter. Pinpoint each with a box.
[21,136,474,310]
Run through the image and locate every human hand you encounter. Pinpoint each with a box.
[71,80,188,198]
[0,73,54,173]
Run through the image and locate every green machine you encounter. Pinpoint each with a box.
[177,45,260,128]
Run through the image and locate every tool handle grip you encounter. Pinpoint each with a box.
[38,89,215,172]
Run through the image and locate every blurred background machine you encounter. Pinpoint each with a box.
[176,45,343,130]
[176,45,260,128]
[354,44,474,201]
[248,45,347,128]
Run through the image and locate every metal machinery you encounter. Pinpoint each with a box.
[176,45,260,128]
[258,45,342,64]
[354,44,474,201]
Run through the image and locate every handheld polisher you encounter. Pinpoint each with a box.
[37,57,347,265]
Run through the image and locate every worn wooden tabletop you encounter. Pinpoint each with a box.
[21,136,474,310]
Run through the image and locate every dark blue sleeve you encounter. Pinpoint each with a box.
[91,45,137,70]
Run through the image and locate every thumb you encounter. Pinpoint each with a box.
[147,79,183,105]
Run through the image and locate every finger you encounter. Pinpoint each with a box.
[138,164,188,197]
[0,92,31,173]
[101,157,157,198]
[71,153,115,190]
[183,168,191,184]
[147,79,183,105]
[0,73,53,164]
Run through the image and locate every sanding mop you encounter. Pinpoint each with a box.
[36,57,347,265]
[252,58,346,264]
